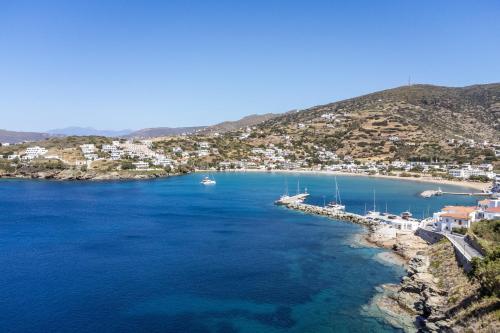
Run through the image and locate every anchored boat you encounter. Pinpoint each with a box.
[201,176,216,185]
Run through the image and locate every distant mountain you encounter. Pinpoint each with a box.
[125,126,206,138]
[125,113,282,138]
[0,129,54,144]
[47,127,133,137]
[201,113,281,134]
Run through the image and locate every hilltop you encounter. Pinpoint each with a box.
[200,113,281,134]
[251,83,500,161]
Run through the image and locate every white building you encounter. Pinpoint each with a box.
[133,161,149,170]
[84,153,99,160]
[433,206,479,231]
[141,140,153,147]
[198,142,210,149]
[448,166,496,180]
[321,113,335,120]
[197,149,210,157]
[80,144,95,154]
[24,146,48,159]
[483,207,500,220]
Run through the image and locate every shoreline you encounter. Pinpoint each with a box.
[1,167,491,192]
[197,168,490,191]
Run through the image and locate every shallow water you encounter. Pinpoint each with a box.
[0,173,477,332]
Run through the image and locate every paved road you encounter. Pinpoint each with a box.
[446,233,484,260]
[421,226,484,261]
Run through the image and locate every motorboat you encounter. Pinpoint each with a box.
[201,176,216,185]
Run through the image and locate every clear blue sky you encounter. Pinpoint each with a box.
[1,0,499,131]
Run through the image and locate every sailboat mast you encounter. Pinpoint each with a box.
[373,190,376,212]
[335,176,342,204]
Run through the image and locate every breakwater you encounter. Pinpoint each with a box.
[281,201,376,227]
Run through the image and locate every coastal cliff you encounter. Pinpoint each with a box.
[366,232,499,332]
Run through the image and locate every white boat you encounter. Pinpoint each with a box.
[327,176,345,211]
[366,190,380,216]
[400,211,413,219]
[201,176,216,185]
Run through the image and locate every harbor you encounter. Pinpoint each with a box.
[275,191,422,231]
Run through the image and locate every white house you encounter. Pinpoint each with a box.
[483,207,500,220]
[80,144,95,154]
[433,206,479,231]
[198,142,210,149]
[197,149,210,157]
[84,153,99,160]
[24,146,48,159]
[133,161,149,170]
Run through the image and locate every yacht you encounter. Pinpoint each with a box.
[201,176,216,185]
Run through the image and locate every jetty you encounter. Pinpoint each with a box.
[420,189,491,198]
[274,193,309,205]
[276,198,375,227]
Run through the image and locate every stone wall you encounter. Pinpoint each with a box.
[415,228,445,244]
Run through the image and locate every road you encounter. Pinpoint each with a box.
[445,233,484,260]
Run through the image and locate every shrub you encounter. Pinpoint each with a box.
[121,161,136,170]
[468,175,491,182]
[452,227,467,235]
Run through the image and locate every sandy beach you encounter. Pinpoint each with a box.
[196,168,491,191]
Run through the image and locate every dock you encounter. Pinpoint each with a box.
[274,193,310,205]
[420,189,491,198]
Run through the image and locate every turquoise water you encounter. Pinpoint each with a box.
[0,173,477,332]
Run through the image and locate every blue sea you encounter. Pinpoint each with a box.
[0,173,477,333]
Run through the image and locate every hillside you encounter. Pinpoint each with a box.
[252,83,500,161]
[0,129,53,144]
[127,113,281,138]
[201,113,281,134]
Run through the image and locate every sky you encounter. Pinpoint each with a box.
[1,0,499,132]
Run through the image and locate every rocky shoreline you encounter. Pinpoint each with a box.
[0,169,177,181]
[362,226,496,333]
[361,227,447,332]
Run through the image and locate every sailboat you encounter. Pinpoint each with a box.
[327,176,345,212]
[366,189,380,217]
[279,178,290,201]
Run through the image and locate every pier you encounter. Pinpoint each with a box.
[276,199,375,227]
[420,189,491,198]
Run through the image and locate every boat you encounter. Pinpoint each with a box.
[327,176,345,211]
[275,179,309,205]
[200,176,216,185]
[366,189,380,217]
[401,211,413,220]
